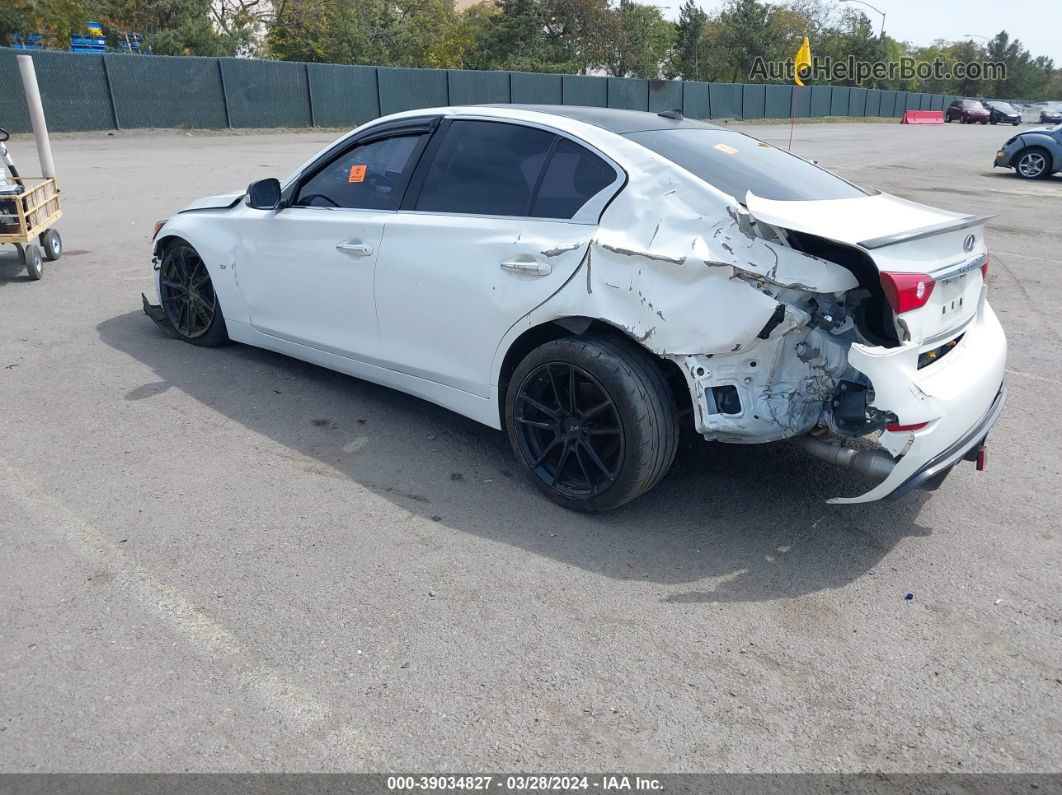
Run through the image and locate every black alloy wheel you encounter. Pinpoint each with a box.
[158,242,227,345]
[505,335,678,512]
[513,361,624,499]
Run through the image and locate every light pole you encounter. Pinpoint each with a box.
[964,34,989,42]
[839,0,886,38]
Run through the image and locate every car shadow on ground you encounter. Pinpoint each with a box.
[0,246,31,285]
[99,310,932,604]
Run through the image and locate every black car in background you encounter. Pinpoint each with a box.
[1033,103,1062,124]
[985,101,1022,126]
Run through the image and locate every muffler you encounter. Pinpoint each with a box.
[792,435,896,482]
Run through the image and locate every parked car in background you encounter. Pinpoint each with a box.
[1030,102,1062,124]
[946,99,990,124]
[985,101,1022,126]
[994,123,1062,179]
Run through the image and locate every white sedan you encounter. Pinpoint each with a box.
[145,105,1007,512]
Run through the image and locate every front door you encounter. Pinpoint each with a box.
[235,131,429,360]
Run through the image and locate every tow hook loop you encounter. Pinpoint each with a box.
[976,447,987,472]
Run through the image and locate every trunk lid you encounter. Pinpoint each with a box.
[746,192,990,345]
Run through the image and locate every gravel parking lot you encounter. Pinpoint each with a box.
[0,121,1059,773]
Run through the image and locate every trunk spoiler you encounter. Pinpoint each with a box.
[745,192,994,252]
[858,214,996,250]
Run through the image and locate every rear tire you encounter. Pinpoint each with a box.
[158,240,228,346]
[505,334,678,513]
[22,243,43,280]
[40,228,62,261]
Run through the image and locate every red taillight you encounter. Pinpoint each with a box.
[880,271,935,314]
[981,252,989,280]
[886,421,929,432]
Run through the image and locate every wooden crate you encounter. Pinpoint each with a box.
[0,178,62,244]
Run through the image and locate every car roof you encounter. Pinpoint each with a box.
[482,104,723,134]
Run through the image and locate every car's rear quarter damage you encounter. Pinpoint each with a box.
[517,133,1006,503]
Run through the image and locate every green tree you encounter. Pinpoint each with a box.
[605,0,675,79]
[667,0,708,80]
[717,0,772,82]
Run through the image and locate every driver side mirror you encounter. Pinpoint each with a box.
[246,178,282,210]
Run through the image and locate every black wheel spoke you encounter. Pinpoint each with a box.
[517,417,555,430]
[573,445,591,487]
[579,439,616,481]
[582,399,612,421]
[551,440,573,485]
[546,365,562,410]
[586,426,621,437]
[513,360,624,499]
[531,437,562,468]
[519,393,561,420]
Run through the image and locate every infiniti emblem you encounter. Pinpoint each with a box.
[963,234,976,253]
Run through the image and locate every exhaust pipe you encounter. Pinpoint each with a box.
[792,435,896,482]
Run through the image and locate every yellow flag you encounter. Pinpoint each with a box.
[794,36,811,86]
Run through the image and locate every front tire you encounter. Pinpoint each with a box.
[158,241,228,346]
[1015,148,1051,180]
[22,243,43,280]
[505,335,678,512]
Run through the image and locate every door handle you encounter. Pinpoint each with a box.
[336,240,374,256]
[500,260,551,276]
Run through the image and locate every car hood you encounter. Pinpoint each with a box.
[181,190,244,212]
[745,191,970,249]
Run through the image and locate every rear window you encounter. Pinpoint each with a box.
[625,129,868,203]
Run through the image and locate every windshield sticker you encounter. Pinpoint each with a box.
[714,143,739,155]
[348,164,367,183]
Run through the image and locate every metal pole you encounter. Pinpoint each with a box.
[16,54,56,179]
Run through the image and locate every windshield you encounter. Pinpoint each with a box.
[963,101,986,109]
[990,102,1017,113]
[625,129,869,203]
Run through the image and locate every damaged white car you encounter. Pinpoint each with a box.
[145,105,1007,512]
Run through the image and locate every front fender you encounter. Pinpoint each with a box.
[1012,134,1061,169]
[152,211,249,326]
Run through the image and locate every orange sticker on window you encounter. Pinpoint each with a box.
[348,164,367,183]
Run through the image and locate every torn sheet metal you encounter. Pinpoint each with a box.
[534,174,858,359]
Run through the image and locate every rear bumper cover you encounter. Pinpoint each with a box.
[885,385,1006,500]
[829,294,1007,504]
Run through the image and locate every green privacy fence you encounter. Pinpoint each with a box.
[0,47,960,133]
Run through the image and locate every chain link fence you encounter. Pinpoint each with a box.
[0,47,960,133]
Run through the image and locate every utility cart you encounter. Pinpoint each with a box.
[0,126,63,280]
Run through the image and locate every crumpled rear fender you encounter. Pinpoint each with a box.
[527,175,857,358]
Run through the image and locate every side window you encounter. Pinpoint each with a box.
[531,139,615,219]
[296,134,425,210]
[415,121,556,216]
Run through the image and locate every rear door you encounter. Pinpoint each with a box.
[373,118,622,397]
